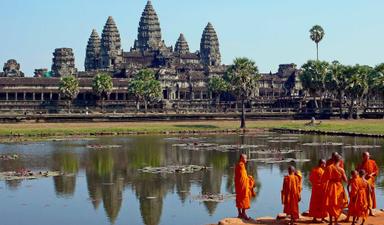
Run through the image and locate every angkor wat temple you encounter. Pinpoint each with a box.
[0,1,306,115]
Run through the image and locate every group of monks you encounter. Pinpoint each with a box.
[234,152,379,225]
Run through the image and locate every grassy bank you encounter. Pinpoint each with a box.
[275,119,384,135]
[0,119,383,139]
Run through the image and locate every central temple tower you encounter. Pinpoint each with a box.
[200,23,221,67]
[132,0,168,52]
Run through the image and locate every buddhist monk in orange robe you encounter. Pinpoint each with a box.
[322,155,348,225]
[326,152,344,169]
[281,166,301,225]
[309,159,327,222]
[347,170,370,225]
[357,152,378,216]
[235,154,255,220]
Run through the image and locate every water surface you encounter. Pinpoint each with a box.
[0,133,383,225]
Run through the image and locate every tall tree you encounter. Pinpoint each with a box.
[344,65,370,119]
[371,64,384,106]
[92,73,113,113]
[300,60,329,110]
[325,61,347,118]
[59,75,79,113]
[225,57,260,128]
[128,69,162,113]
[208,76,229,110]
[310,25,325,60]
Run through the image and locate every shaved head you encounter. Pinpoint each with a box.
[359,169,366,177]
[332,152,340,160]
[288,165,295,174]
[363,152,370,161]
[239,154,247,163]
[319,159,326,167]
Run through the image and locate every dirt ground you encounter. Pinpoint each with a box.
[210,209,384,225]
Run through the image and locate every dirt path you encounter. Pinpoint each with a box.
[210,209,384,225]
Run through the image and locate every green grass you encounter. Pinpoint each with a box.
[274,120,384,135]
[0,120,383,141]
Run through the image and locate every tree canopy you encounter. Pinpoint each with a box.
[92,73,113,99]
[59,75,79,100]
[128,69,162,112]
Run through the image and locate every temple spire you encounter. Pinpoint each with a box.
[133,0,165,52]
[85,29,101,71]
[100,16,122,69]
[174,33,190,55]
[200,22,221,66]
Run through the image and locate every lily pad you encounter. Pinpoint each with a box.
[249,158,310,164]
[302,142,344,146]
[343,145,381,149]
[138,165,209,174]
[0,154,19,161]
[192,194,236,202]
[250,149,302,155]
[86,144,122,149]
[0,171,61,181]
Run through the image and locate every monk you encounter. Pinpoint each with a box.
[281,166,301,225]
[234,154,255,220]
[309,159,327,222]
[326,152,344,169]
[357,152,378,216]
[345,170,357,223]
[322,155,348,225]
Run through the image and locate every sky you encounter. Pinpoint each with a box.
[1,0,384,76]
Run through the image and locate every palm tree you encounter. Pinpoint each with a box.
[310,25,325,60]
[372,64,384,107]
[344,65,370,119]
[325,61,347,118]
[374,74,384,108]
[58,75,79,113]
[225,57,260,128]
[92,73,113,113]
[208,76,229,111]
[300,60,329,110]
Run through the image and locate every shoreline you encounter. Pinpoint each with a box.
[272,128,384,138]
[0,119,384,142]
[210,209,384,225]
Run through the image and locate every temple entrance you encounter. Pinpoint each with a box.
[163,90,168,99]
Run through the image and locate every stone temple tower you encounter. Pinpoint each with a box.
[200,23,221,67]
[100,16,122,69]
[51,48,77,77]
[85,29,101,71]
[133,0,167,52]
[174,33,190,55]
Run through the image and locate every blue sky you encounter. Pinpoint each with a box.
[1,0,384,76]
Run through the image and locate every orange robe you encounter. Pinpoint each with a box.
[322,164,348,218]
[348,177,369,219]
[235,157,254,209]
[309,166,327,218]
[281,174,301,219]
[357,159,379,209]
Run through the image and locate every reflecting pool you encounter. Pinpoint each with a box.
[0,133,383,225]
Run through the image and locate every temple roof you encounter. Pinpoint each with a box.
[200,22,221,66]
[174,33,190,55]
[85,29,101,71]
[0,77,129,88]
[200,23,220,52]
[133,0,164,51]
[87,29,101,50]
[101,16,121,51]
